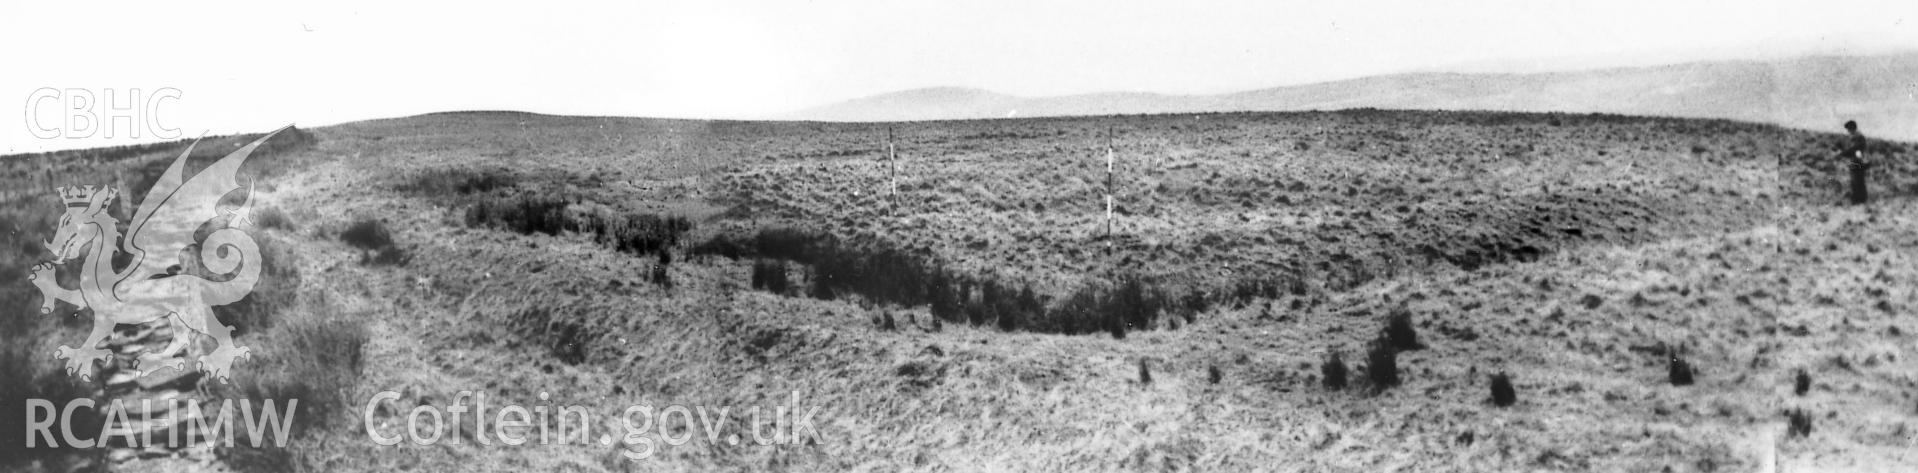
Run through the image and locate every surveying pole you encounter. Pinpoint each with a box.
[889,127,898,213]
[1104,126,1114,254]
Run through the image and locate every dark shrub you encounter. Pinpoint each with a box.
[927,272,961,322]
[1367,339,1400,390]
[1786,409,1813,438]
[1115,277,1156,331]
[1208,365,1223,384]
[1489,371,1516,407]
[363,246,409,266]
[1384,308,1423,350]
[1047,285,1099,335]
[979,281,1006,327]
[340,218,407,266]
[1793,369,1811,396]
[1669,355,1694,386]
[339,218,394,250]
[464,192,693,261]
[1227,278,1281,309]
[1322,352,1349,390]
[252,206,296,232]
[465,194,570,236]
[1014,286,1042,329]
[1181,290,1209,323]
[992,282,1037,331]
[397,166,517,196]
[692,227,1196,337]
[549,321,589,365]
[651,250,673,288]
[597,213,693,256]
[751,259,791,294]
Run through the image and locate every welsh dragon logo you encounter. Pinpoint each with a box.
[24,127,287,383]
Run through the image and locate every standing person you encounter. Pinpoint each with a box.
[1839,120,1870,205]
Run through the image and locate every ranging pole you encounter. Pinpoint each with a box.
[1104,126,1114,254]
[889,127,898,212]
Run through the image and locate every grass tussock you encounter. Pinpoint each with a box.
[0,206,98,469]
[211,233,303,337]
[214,310,369,472]
[251,206,297,232]
[507,306,595,365]
[0,343,100,469]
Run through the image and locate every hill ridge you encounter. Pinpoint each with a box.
[790,53,1918,140]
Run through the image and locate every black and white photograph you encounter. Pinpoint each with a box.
[3,1,1917,471]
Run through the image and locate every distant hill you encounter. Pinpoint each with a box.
[788,53,1918,141]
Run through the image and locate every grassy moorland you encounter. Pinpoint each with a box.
[1,110,1913,472]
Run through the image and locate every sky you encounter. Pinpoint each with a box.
[3,0,1915,154]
